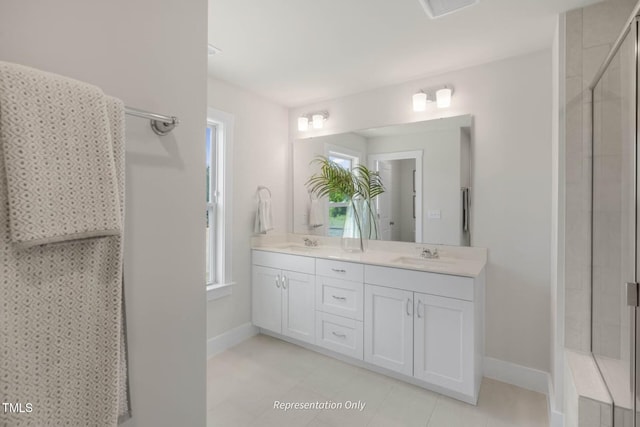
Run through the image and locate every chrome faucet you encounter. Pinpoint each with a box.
[420,248,439,259]
[303,237,319,247]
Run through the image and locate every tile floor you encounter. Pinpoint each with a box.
[207,334,549,427]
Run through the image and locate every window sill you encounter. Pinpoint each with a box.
[207,282,234,301]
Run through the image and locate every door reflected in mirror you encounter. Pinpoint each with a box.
[293,114,472,246]
[371,155,418,242]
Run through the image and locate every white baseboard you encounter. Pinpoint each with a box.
[484,356,549,395]
[484,357,563,426]
[547,374,564,427]
[207,322,258,358]
[548,404,564,427]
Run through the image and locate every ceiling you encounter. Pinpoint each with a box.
[208,0,600,107]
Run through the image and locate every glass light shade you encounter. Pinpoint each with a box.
[312,114,324,129]
[436,87,452,108]
[298,116,309,132]
[412,92,427,112]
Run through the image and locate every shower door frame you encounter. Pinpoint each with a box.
[589,10,640,425]
[636,17,640,425]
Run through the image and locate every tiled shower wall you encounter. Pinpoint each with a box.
[564,0,637,352]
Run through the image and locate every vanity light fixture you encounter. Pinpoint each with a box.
[412,91,431,112]
[436,86,453,108]
[312,114,324,129]
[298,111,329,132]
[298,116,309,132]
[413,86,453,111]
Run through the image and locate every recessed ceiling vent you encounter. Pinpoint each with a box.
[418,0,479,19]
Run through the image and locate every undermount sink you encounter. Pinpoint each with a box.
[277,244,320,252]
[392,256,456,267]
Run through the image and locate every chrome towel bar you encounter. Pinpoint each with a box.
[125,106,179,136]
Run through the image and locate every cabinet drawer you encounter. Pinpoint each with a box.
[364,265,474,301]
[252,250,315,274]
[316,259,363,282]
[316,277,363,321]
[315,312,363,360]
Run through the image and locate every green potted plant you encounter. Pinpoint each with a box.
[306,156,384,252]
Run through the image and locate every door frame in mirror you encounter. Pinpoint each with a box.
[368,150,423,243]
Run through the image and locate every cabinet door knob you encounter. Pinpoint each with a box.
[282,275,288,289]
[406,298,413,316]
[417,300,423,318]
[275,275,280,288]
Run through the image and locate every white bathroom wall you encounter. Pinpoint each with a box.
[289,50,553,373]
[206,77,289,338]
[367,130,463,246]
[0,1,207,426]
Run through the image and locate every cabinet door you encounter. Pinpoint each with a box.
[252,265,282,333]
[282,271,315,344]
[414,293,474,395]
[364,284,413,376]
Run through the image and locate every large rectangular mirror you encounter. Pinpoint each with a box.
[292,114,472,246]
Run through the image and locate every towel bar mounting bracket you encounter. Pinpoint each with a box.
[150,117,179,136]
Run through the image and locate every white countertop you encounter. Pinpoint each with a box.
[251,235,487,278]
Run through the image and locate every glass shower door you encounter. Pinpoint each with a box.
[591,18,637,425]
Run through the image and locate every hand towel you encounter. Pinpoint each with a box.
[342,203,357,238]
[308,195,323,228]
[254,188,273,234]
[0,62,130,426]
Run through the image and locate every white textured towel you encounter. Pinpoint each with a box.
[254,188,273,234]
[0,62,130,426]
[0,62,122,248]
[308,195,324,228]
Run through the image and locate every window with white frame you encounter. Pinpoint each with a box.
[206,124,218,284]
[327,151,358,237]
[206,109,234,300]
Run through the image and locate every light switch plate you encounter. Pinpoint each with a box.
[428,210,441,219]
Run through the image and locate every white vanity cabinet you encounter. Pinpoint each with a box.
[314,259,364,359]
[252,251,316,344]
[252,265,283,333]
[364,284,414,375]
[413,293,474,395]
[251,247,485,405]
[364,265,483,403]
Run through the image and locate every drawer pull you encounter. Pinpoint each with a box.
[332,331,347,338]
[417,300,423,318]
[331,295,347,301]
[331,268,346,273]
[406,298,413,316]
[275,275,280,288]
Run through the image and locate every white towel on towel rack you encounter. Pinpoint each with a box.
[254,188,274,234]
[309,195,324,228]
[0,61,130,426]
